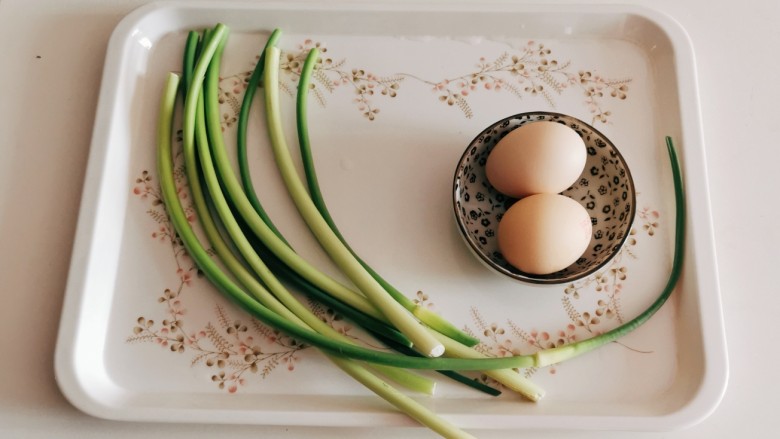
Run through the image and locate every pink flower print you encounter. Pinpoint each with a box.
[483,323,505,339]
[557,324,577,345]
[286,355,299,371]
[595,300,616,320]
[610,266,627,281]
[585,86,603,98]
[535,44,551,57]
[537,58,558,72]
[576,312,600,330]
[578,70,593,84]
[244,346,264,373]
[211,371,227,389]
[432,79,449,92]
[594,273,608,292]
[226,321,248,335]
[564,283,579,299]
[496,339,518,357]
[151,226,166,241]
[169,334,185,353]
[458,80,476,96]
[176,268,193,286]
[639,208,660,235]
[611,84,628,100]
[527,329,550,348]
[524,84,544,95]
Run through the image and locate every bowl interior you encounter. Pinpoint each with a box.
[453,112,636,284]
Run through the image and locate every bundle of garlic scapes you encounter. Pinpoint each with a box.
[155,23,685,438]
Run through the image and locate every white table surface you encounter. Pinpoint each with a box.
[0,0,776,437]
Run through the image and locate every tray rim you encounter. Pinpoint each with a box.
[54,0,728,432]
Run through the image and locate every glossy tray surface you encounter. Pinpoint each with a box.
[55,1,727,432]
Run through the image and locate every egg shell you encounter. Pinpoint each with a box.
[485,121,586,198]
[497,193,593,275]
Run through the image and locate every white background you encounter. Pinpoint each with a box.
[0,0,776,438]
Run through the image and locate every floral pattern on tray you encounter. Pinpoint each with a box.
[218,38,631,123]
[128,167,311,392]
[465,219,658,381]
[127,38,645,393]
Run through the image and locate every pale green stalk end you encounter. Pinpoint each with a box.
[372,364,436,396]
[485,369,545,402]
[332,358,474,439]
[534,344,591,368]
[412,306,480,347]
[434,332,543,400]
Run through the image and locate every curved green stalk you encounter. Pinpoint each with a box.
[181,31,200,98]
[192,64,391,324]
[162,73,499,371]
[293,48,541,399]
[161,25,686,385]
[383,339,502,397]
[236,29,288,244]
[534,136,686,367]
[263,46,444,358]
[159,72,471,438]
[296,48,479,348]
[231,34,499,396]
[231,32,390,326]
[230,32,418,350]
[435,333,544,401]
[328,358,474,439]
[245,231,414,347]
[191,28,433,394]
[159,60,686,373]
[181,28,419,384]
[246,226,500,396]
[182,30,282,310]
[232,31,418,339]
[232,31,414,344]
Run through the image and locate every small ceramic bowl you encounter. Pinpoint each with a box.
[452,112,636,284]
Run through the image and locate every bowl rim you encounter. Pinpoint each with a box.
[452,110,637,285]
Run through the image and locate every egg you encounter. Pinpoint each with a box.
[497,193,593,275]
[485,121,586,198]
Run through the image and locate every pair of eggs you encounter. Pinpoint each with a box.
[485,121,591,275]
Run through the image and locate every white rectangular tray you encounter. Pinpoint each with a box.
[55,0,727,432]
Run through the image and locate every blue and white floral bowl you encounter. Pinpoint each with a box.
[452,112,636,285]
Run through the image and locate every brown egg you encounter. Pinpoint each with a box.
[497,193,592,275]
[485,121,586,198]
